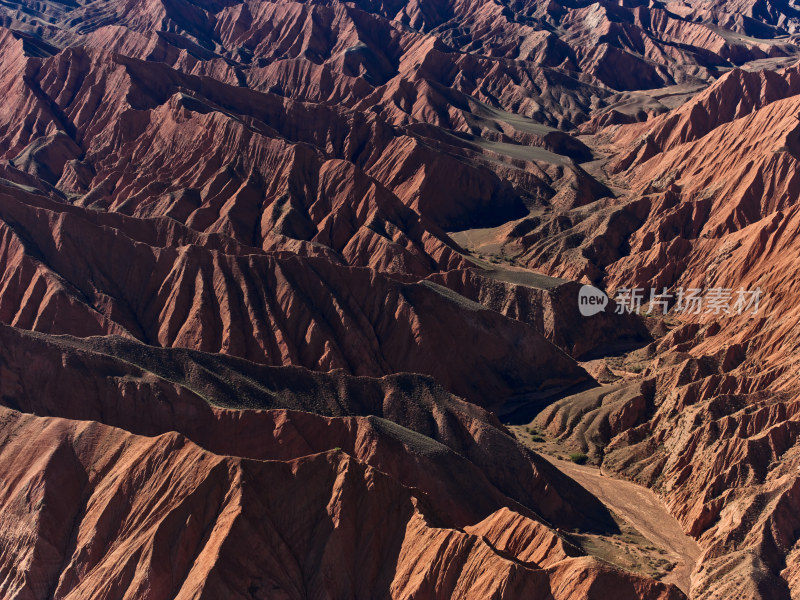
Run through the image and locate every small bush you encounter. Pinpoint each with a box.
[530,434,545,443]
[569,452,588,465]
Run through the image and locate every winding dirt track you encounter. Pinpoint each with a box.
[545,456,701,595]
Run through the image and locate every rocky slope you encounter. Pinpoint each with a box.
[0,0,799,598]
[0,324,687,600]
[505,52,800,600]
[0,184,596,410]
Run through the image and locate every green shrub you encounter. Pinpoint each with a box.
[569,452,588,465]
[530,434,545,443]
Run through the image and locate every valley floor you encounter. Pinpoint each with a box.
[543,455,700,595]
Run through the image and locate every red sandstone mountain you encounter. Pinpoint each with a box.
[1,0,800,598]
[492,48,800,600]
[0,408,688,600]
[0,324,687,599]
[0,183,599,410]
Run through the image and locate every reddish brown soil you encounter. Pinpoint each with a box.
[1,0,800,597]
